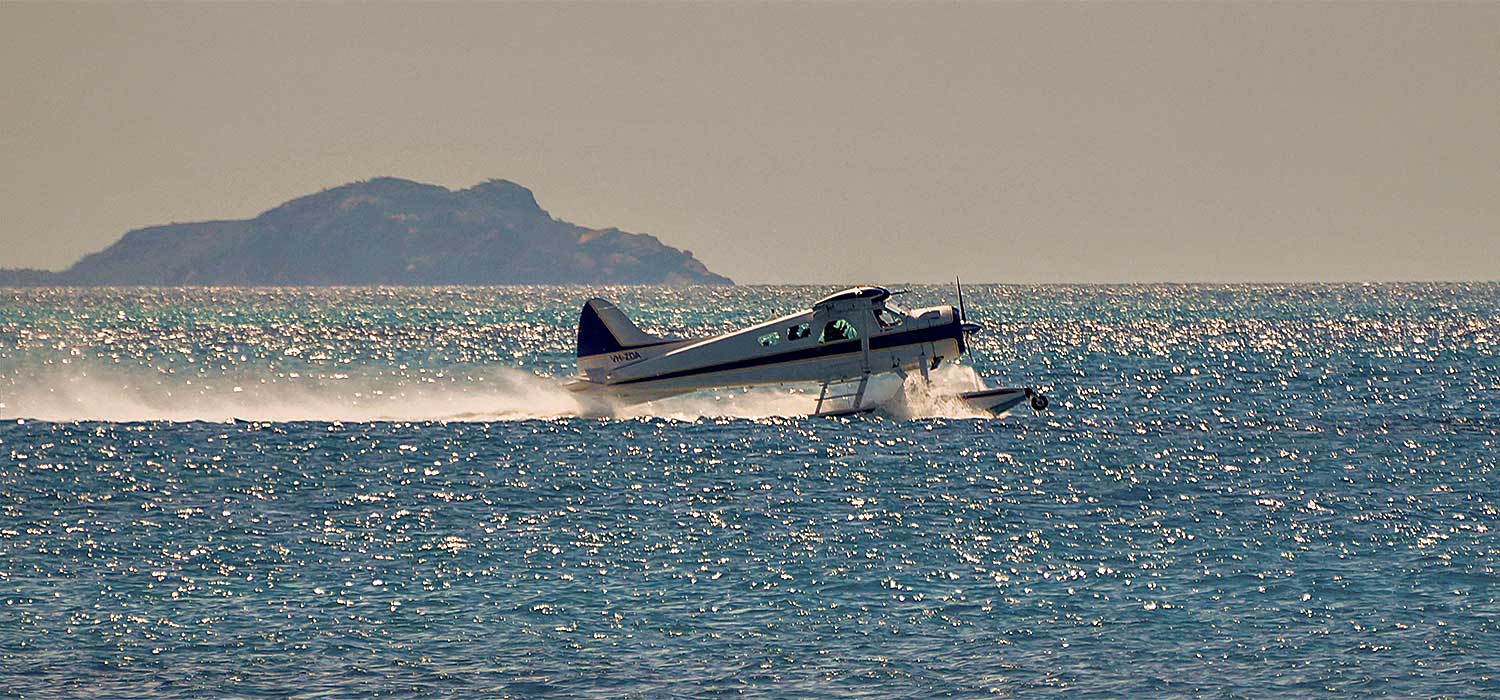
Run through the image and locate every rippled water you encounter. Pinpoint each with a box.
[1,285,1496,698]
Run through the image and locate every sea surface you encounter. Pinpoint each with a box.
[0,284,1495,699]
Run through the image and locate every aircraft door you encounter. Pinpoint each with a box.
[812,301,873,375]
[812,304,865,345]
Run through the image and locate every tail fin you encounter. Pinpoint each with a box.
[577,298,669,357]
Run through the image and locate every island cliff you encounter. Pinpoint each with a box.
[0,178,732,286]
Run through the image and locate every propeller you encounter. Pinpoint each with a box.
[955,277,991,391]
[956,277,982,340]
[956,277,964,321]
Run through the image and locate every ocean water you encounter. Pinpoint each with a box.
[0,284,1495,698]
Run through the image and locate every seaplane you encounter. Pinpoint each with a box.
[565,284,1048,417]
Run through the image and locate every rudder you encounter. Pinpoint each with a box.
[576,298,668,358]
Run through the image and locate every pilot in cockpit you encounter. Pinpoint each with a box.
[821,318,857,342]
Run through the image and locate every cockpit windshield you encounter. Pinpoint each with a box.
[874,306,905,330]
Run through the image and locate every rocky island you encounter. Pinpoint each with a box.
[0,178,732,286]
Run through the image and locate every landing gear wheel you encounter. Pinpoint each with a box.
[1030,393,1049,411]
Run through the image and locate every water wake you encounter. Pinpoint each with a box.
[0,363,996,422]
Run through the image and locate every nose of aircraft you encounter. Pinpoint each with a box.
[961,321,983,335]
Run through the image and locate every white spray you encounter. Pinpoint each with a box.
[0,361,998,422]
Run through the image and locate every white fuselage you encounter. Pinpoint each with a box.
[576,297,965,403]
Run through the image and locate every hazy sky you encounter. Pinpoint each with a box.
[2,2,1497,283]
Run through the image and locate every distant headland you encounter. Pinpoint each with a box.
[0,178,732,286]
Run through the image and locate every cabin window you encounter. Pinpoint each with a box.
[819,318,858,343]
[757,331,780,347]
[787,322,811,341]
[875,308,903,330]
